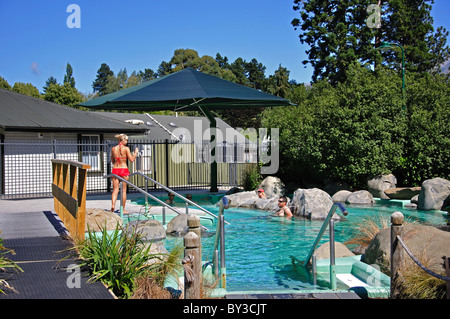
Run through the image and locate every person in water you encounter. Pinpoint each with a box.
[110,134,139,214]
[257,188,267,198]
[275,196,293,218]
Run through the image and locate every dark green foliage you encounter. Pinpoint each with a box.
[262,64,449,188]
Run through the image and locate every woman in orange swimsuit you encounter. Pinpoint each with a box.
[110,134,139,214]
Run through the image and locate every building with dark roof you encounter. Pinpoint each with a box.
[0,89,255,197]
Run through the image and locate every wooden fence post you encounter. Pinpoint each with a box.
[183,231,201,299]
[390,211,404,299]
[188,214,202,287]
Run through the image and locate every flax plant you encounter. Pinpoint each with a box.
[72,224,170,298]
[0,231,23,294]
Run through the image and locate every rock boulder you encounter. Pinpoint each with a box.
[364,224,450,274]
[125,219,166,242]
[256,176,285,198]
[165,214,209,237]
[331,190,352,203]
[418,178,450,211]
[384,187,421,200]
[314,241,355,261]
[291,188,336,220]
[367,174,397,199]
[85,208,122,232]
[346,190,375,205]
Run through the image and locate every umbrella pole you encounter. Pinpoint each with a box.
[198,106,218,192]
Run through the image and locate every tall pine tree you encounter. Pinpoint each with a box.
[292,0,450,83]
[92,63,114,95]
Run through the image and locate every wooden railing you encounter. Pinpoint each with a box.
[51,159,90,241]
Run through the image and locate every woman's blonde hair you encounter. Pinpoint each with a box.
[115,134,128,142]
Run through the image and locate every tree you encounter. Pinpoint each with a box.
[92,63,114,95]
[43,76,57,93]
[262,63,407,188]
[139,68,157,81]
[245,58,267,91]
[292,0,450,84]
[0,76,11,90]
[64,63,76,88]
[267,65,291,98]
[43,83,84,106]
[157,61,172,77]
[12,82,40,98]
[381,0,450,74]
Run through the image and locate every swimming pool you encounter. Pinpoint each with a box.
[158,201,447,293]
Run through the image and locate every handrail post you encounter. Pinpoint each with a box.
[329,219,336,290]
[220,214,226,289]
[119,182,123,220]
[390,211,404,299]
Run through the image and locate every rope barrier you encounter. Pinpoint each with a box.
[396,235,450,282]
[182,254,195,283]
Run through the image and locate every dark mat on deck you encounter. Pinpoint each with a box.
[0,236,114,299]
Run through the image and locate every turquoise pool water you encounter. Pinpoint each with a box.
[135,197,448,292]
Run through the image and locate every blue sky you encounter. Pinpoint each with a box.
[1,0,449,95]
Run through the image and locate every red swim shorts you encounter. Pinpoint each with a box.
[112,168,130,177]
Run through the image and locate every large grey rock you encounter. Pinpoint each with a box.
[331,190,352,203]
[364,224,450,273]
[224,191,258,208]
[384,187,421,200]
[254,197,280,211]
[225,189,283,212]
[367,174,397,199]
[125,219,166,242]
[314,241,355,261]
[85,208,122,232]
[418,178,450,211]
[256,176,285,198]
[346,190,375,205]
[165,214,209,237]
[291,188,336,220]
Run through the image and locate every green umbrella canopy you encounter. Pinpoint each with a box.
[79,67,293,111]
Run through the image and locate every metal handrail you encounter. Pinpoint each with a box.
[290,202,348,266]
[129,172,230,225]
[104,173,184,219]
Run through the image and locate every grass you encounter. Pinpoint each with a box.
[395,252,447,299]
[344,213,390,249]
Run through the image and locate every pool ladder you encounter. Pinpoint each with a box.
[290,202,348,290]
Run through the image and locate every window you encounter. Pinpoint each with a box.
[80,135,101,171]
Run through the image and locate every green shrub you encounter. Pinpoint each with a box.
[242,163,262,191]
